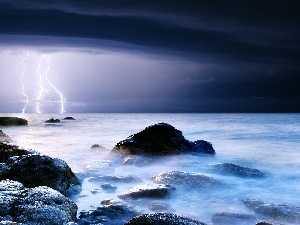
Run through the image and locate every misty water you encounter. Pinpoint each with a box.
[1,113,300,224]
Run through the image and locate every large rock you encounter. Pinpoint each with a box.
[118,184,175,200]
[0,179,77,225]
[5,155,81,196]
[77,200,138,225]
[152,171,224,189]
[0,130,11,143]
[243,199,300,224]
[124,213,207,225]
[111,123,215,156]
[0,117,28,126]
[211,163,265,179]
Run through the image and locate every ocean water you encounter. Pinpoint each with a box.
[1,113,300,224]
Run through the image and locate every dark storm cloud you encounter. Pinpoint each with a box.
[0,0,299,112]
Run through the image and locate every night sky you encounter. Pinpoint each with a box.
[0,0,299,113]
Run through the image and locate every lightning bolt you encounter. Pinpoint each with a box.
[36,54,66,114]
[17,52,29,114]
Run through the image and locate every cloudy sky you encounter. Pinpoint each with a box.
[0,0,299,113]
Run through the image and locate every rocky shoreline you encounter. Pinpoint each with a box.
[1,120,299,225]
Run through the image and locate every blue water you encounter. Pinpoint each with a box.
[1,113,300,224]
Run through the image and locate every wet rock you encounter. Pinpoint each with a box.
[0,130,11,143]
[5,155,81,196]
[256,222,274,225]
[0,143,37,163]
[88,175,142,183]
[101,183,117,191]
[45,118,60,123]
[0,180,77,225]
[211,163,265,178]
[91,144,106,149]
[118,184,175,200]
[77,201,138,225]
[0,117,28,126]
[64,117,75,120]
[15,186,77,225]
[124,213,207,225]
[152,171,224,189]
[211,212,256,225]
[111,123,215,156]
[243,199,300,224]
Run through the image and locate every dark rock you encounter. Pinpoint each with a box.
[77,201,138,225]
[152,171,224,189]
[211,212,256,225]
[91,144,106,149]
[0,130,11,143]
[5,155,81,196]
[0,179,77,225]
[88,175,142,183]
[211,163,265,178]
[0,117,28,126]
[118,184,175,200]
[0,143,37,164]
[45,118,60,123]
[124,213,207,225]
[243,199,300,224]
[256,222,274,225]
[63,117,75,120]
[111,123,215,156]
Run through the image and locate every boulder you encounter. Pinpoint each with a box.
[152,171,224,189]
[211,163,265,178]
[111,123,215,156]
[118,184,175,200]
[0,130,11,143]
[5,155,81,196]
[45,118,60,123]
[77,200,138,225]
[211,212,256,225]
[0,180,77,225]
[243,199,300,224]
[0,143,36,164]
[0,117,28,126]
[124,213,207,225]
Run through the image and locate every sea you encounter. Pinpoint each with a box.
[1,113,300,224]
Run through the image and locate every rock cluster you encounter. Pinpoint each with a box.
[0,179,77,225]
[111,122,215,156]
[45,118,60,123]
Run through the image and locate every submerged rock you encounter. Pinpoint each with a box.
[77,201,138,225]
[211,212,256,225]
[91,144,106,149]
[211,163,265,178]
[243,199,300,224]
[124,213,207,225]
[88,175,142,183]
[45,118,60,123]
[152,171,224,189]
[5,155,81,196]
[111,123,215,156]
[0,117,28,126]
[118,184,175,200]
[0,130,11,143]
[0,179,77,225]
